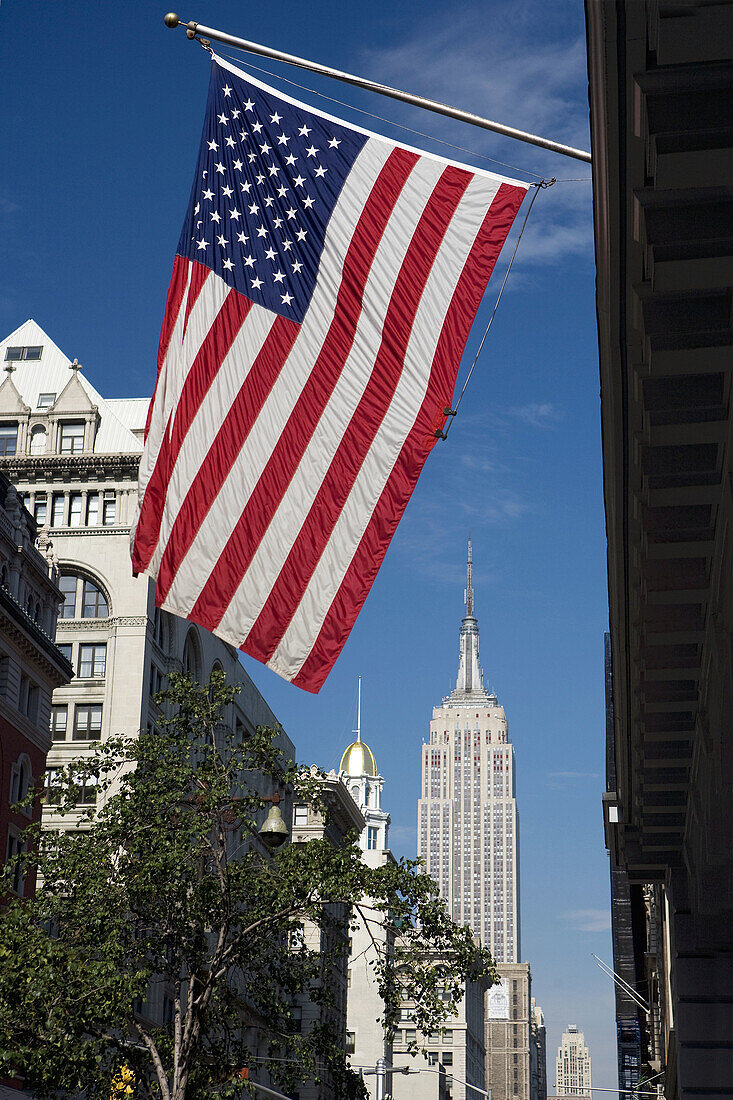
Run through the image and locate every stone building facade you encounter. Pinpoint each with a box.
[291,772,365,1100]
[0,474,71,902]
[391,967,487,1100]
[0,320,290,842]
[339,691,394,1094]
[485,962,534,1100]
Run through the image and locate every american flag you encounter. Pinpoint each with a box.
[131,55,528,693]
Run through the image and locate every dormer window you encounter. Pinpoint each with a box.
[4,345,42,362]
[37,392,56,409]
[59,421,85,454]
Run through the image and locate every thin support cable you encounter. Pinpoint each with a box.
[438,178,550,441]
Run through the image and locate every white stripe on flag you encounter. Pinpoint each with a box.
[136,267,229,567]
[213,154,447,644]
[160,137,398,617]
[133,260,194,520]
[268,174,499,679]
[148,301,279,577]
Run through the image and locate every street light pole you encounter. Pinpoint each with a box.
[375,1057,386,1100]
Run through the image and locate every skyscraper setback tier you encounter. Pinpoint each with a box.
[418,540,519,963]
[555,1025,592,1100]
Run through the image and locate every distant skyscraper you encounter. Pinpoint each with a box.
[418,539,519,962]
[555,1026,592,1100]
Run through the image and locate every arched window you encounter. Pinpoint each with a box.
[29,425,47,455]
[81,579,108,618]
[0,562,7,587]
[10,754,32,807]
[58,571,110,620]
[182,629,201,682]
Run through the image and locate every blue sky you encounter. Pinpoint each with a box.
[1,0,616,1086]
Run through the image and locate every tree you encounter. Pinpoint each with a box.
[0,672,496,1100]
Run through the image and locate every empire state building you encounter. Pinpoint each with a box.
[418,540,519,963]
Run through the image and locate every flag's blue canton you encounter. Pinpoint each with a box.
[178,62,369,324]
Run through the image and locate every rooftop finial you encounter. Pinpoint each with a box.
[356,674,362,742]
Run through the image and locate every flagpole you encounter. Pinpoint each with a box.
[163,14,592,164]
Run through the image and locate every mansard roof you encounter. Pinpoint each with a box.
[0,319,146,455]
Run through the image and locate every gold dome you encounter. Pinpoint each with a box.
[339,733,377,777]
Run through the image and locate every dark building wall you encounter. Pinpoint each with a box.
[605,634,644,1094]
[588,4,733,1098]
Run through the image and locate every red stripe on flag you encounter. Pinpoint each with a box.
[131,421,172,576]
[168,288,254,459]
[182,148,419,629]
[133,283,253,575]
[246,164,472,663]
[291,181,527,691]
[183,259,211,338]
[155,313,300,604]
[144,255,190,442]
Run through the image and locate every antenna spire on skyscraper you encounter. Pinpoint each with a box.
[452,539,490,701]
[466,535,474,618]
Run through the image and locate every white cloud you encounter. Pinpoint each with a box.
[361,10,589,157]
[509,402,563,429]
[358,4,593,270]
[561,909,611,933]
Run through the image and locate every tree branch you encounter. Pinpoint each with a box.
[132,1020,171,1100]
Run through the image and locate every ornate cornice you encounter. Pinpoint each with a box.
[0,453,140,482]
[0,593,72,685]
[56,615,149,632]
[47,526,133,537]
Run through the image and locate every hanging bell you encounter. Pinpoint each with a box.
[258,803,289,848]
